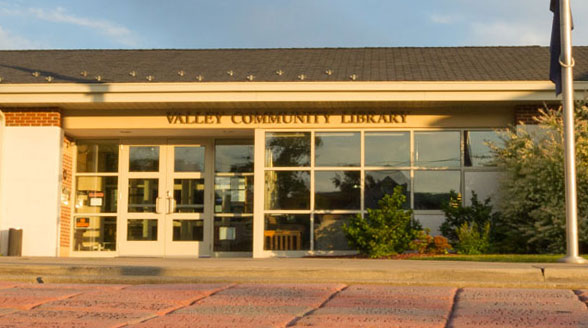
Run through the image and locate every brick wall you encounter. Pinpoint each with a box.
[2,108,61,127]
[514,104,559,125]
[59,135,74,256]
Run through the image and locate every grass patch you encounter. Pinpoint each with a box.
[408,254,588,263]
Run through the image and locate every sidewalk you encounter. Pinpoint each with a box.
[0,257,587,288]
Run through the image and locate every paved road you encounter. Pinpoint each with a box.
[0,281,587,327]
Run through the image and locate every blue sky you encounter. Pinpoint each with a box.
[0,0,587,49]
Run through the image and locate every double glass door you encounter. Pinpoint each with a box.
[118,140,212,256]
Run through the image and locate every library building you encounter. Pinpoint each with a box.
[0,47,586,258]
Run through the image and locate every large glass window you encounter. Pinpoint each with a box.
[262,129,501,253]
[264,214,310,251]
[315,132,360,167]
[129,146,159,172]
[315,171,360,210]
[464,131,501,167]
[414,131,460,167]
[414,171,461,210]
[74,140,119,252]
[265,132,310,167]
[214,141,254,252]
[175,146,205,172]
[365,132,410,167]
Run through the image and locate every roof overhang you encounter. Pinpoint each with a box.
[0,81,585,110]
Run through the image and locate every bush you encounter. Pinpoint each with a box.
[440,191,500,246]
[491,102,588,253]
[343,186,421,258]
[455,222,490,255]
[410,229,452,255]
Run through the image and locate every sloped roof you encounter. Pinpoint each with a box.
[0,46,586,84]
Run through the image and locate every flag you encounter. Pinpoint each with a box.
[550,0,573,95]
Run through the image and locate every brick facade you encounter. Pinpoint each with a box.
[514,105,542,125]
[59,135,74,256]
[2,108,61,127]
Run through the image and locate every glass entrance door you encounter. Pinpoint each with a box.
[118,140,212,257]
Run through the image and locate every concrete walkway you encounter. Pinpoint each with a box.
[0,281,587,327]
[0,257,588,288]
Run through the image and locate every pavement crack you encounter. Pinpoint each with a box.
[285,284,348,328]
[444,287,462,328]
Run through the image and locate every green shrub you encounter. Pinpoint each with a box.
[491,102,588,253]
[455,222,490,255]
[440,191,500,245]
[343,186,421,258]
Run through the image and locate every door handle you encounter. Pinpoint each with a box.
[166,191,176,214]
[155,197,163,214]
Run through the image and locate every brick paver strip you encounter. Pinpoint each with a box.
[0,308,157,328]
[0,286,83,310]
[448,288,588,328]
[293,285,455,328]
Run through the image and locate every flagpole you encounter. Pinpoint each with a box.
[559,0,585,264]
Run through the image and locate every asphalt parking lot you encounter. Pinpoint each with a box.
[0,281,587,328]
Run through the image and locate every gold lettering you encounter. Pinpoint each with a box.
[282,115,293,124]
[323,115,331,123]
[341,114,351,123]
[215,115,222,124]
[242,115,253,124]
[268,115,281,124]
[231,114,241,124]
[166,113,175,124]
[295,115,306,124]
[205,115,215,124]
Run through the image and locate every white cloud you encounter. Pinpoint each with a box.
[0,25,39,49]
[470,21,548,46]
[0,4,137,47]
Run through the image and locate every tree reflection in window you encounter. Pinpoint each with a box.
[315,171,360,210]
[265,132,311,167]
[265,171,310,210]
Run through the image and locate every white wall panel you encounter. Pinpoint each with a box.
[0,127,62,256]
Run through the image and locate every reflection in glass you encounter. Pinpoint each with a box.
[73,216,116,251]
[315,132,360,167]
[365,132,410,167]
[128,179,158,212]
[314,171,360,210]
[127,219,158,241]
[265,132,310,167]
[365,171,410,209]
[174,179,204,213]
[215,176,253,213]
[265,171,310,210]
[314,214,353,251]
[173,220,203,241]
[175,146,205,172]
[214,217,252,251]
[75,176,118,213]
[464,171,501,206]
[414,131,460,167]
[129,146,159,172]
[76,141,118,173]
[464,131,501,167]
[215,144,254,172]
[414,171,461,210]
[264,214,310,250]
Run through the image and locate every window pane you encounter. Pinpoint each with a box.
[365,170,410,209]
[215,144,253,172]
[314,214,353,251]
[315,132,360,167]
[414,171,461,210]
[464,131,501,167]
[265,132,310,167]
[215,176,253,213]
[464,171,502,206]
[314,171,360,210]
[128,179,158,212]
[129,146,159,172]
[173,220,203,241]
[214,217,252,251]
[75,177,118,213]
[414,131,460,167]
[265,171,310,210]
[127,219,158,241]
[173,179,204,213]
[174,146,205,172]
[264,214,310,250]
[365,132,410,167]
[73,216,116,251]
[76,141,118,173]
